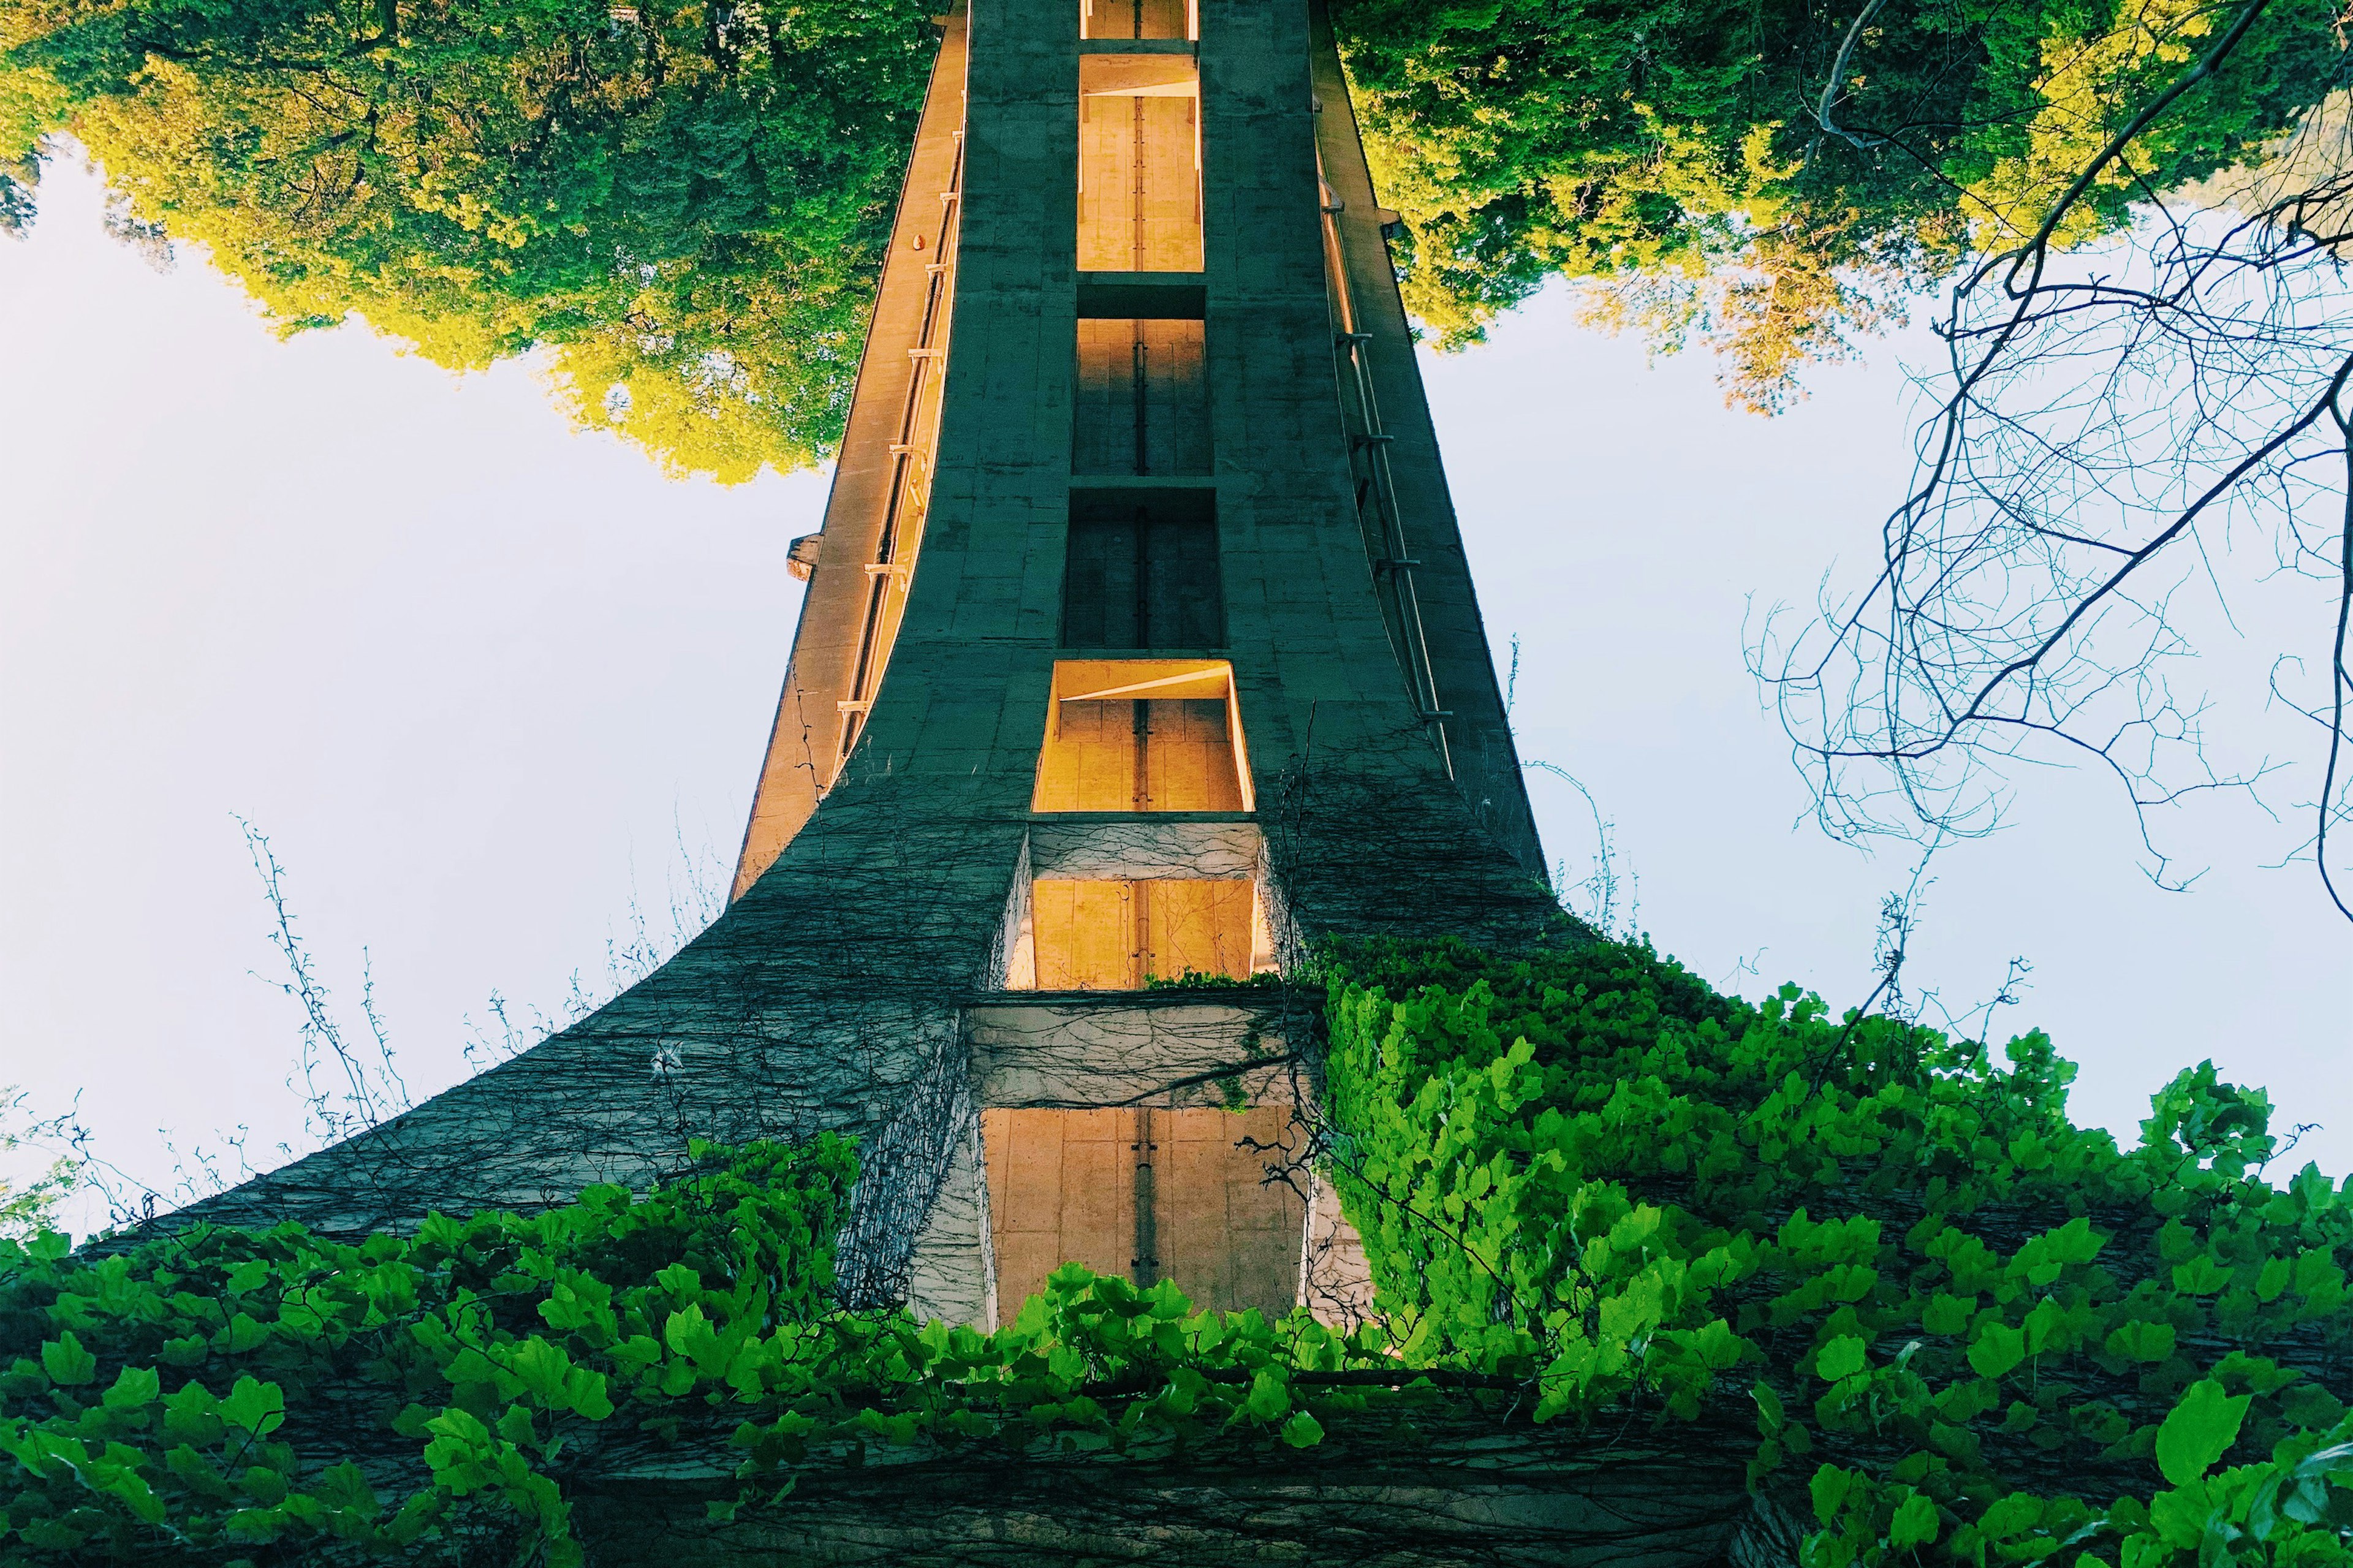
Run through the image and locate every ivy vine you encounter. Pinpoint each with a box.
[0,1134,1416,1562]
[1322,936,2353,1568]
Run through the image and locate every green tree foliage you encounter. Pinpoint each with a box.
[1323,934,2353,1568]
[0,1091,72,1246]
[0,0,937,479]
[1332,0,2349,406]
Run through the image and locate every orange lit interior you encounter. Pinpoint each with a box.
[1026,876,1272,988]
[1080,0,1191,40]
[982,1106,1303,1318]
[1031,659,1251,812]
[1077,55,1202,273]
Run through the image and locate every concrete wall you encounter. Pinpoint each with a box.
[160,0,1562,1335]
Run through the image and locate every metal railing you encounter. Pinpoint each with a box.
[838,125,969,763]
[1314,157,1453,779]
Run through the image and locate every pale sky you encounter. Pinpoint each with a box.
[4,154,2346,1222]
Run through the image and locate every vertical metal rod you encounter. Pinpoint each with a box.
[1131,96,1148,269]
[1131,1107,1159,1286]
[1311,151,1454,779]
[1133,333,1150,475]
[1131,697,1151,810]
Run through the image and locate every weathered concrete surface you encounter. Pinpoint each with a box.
[566,1422,1787,1568]
[969,991,1304,1107]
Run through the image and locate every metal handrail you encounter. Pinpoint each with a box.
[839,127,969,762]
[1313,161,1454,778]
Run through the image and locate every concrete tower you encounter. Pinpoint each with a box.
[176,0,1555,1332]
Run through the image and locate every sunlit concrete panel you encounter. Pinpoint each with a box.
[1080,0,1188,40]
[1028,876,1259,987]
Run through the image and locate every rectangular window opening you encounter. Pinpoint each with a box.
[1079,0,1194,43]
[1017,877,1276,990]
[1063,497,1221,648]
[982,1105,1305,1324]
[1075,318,1208,477]
[1031,658,1252,812]
[1077,55,1202,273]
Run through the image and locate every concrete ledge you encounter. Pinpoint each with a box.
[1077,271,1207,317]
[967,993,1305,1107]
[1028,818,1262,878]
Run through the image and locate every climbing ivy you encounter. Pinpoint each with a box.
[0,1134,1404,1563]
[1321,936,2353,1568]
[7,932,2352,1565]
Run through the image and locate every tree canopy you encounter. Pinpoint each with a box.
[1335,0,2347,406]
[2,0,2341,474]
[0,0,937,480]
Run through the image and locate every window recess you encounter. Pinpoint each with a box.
[1079,0,1195,45]
[1063,499,1222,650]
[1077,54,1202,273]
[1075,318,1208,477]
[1031,659,1252,813]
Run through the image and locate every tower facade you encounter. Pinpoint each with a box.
[178,0,1553,1331]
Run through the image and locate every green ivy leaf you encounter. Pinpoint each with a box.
[2154,1379,2251,1487]
[164,1444,235,1502]
[161,1381,222,1444]
[40,1330,96,1386]
[1244,1369,1291,1422]
[96,1464,168,1524]
[213,1312,268,1355]
[158,1334,209,1368]
[1921,1294,1973,1335]
[1888,1490,1939,1548]
[219,1376,286,1436]
[100,1365,160,1410]
[1968,1322,2026,1379]
[2104,1320,2177,1363]
[1816,1336,1867,1381]
[2171,1256,2232,1295]
[1280,1411,1325,1447]
[240,1464,289,1505]
[1811,1463,1859,1526]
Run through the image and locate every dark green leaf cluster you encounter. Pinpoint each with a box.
[1320,933,2353,1568]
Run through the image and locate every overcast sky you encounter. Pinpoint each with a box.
[4,154,2346,1225]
